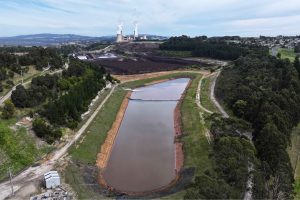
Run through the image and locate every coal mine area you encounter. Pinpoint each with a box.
[92,56,211,75]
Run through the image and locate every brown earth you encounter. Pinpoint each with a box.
[96,92,132,171]
[174,80,191,173]
[113,70,209,83]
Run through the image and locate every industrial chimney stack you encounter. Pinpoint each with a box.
[133,23,138,40]
[116,23,124,43]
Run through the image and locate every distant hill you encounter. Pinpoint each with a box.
[0,33,168,46]
[0,34,115,46]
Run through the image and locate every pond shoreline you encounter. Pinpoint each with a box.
[96,78,191,196]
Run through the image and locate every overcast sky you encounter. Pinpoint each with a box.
[0,0,300,37]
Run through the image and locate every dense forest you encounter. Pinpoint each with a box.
[42,62,107,128]
[11,58,110,143]
[215,54,300,198]
[159,35,268,60]
[295,43,300,53]
[185,114,256,199]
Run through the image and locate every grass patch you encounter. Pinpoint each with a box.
[181,76,212,175]
[200,76,219,113]
[0,119,51,181]
[278,48,296,62]
[69,88,127,164]
[287,123,300,199]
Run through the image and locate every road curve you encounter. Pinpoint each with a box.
[210,70,229,118]
[0,84,117,200]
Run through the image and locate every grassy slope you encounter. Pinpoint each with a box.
[278,48,296,62]
[65,72,212,199]
[181,76,212,175]
[0,119,51,181]
[200,76,219,113]
[287,123,300,199]
[69,88,127,164]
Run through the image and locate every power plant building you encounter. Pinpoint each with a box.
[116,23,147,43]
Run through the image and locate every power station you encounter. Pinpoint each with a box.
[116,23,147,43]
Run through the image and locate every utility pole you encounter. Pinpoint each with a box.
[8,167,14,196]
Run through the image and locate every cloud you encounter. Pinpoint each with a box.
[0,0,299,36]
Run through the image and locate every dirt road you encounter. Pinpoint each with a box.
[0,85,117,200]
[196,73,217,114]
[210,70,229,118]
[113,70,210,83]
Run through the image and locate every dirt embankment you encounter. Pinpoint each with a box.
[174,80,191,173]
[96,92,132,171]
[113,70,209,83]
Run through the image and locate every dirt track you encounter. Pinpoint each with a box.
[113,70,210,83]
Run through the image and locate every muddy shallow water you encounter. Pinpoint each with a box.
[103,78,190,193]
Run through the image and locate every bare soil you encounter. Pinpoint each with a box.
[113,70,210,83]
[174,80,192,173]
[92,55,211,75]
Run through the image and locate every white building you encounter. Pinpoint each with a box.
[44,171,60,189]
[77,55,88,60]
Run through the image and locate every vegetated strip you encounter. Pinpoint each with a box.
[200,75,219,113]
[96,91,131,171]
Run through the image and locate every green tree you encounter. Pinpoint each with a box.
[2,100,15,119]
[11,85,29,108]
[294,55,300,75]
[233,99,247,118]
[277,52,281,58]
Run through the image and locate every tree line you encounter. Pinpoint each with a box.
[0,47,63,76]
[159,35,268,60]
[215,54,300,198]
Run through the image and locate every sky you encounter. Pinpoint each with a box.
[0,0,300,37]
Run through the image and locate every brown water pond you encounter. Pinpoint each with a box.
[103,78,190,193]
